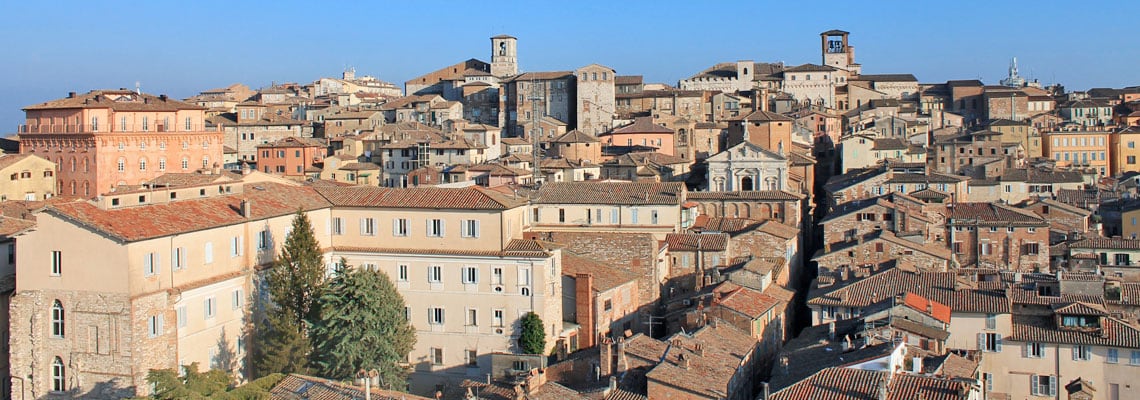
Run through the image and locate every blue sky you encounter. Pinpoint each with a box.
[2,1,1137,132]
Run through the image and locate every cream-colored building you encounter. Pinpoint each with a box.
[531,181,691,239]
[0,154,56,201]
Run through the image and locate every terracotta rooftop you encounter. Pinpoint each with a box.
[948,202,1047,226]
[607,117,673,135]
[1010,314,1140,349]
[550,129,599,144]
[534,181,684,205]
[690,216,761,234]
[733,109,794,122]
[1070,236,1140,250]
[637,323,758,399]
[809,268,1011,315]
[315,185,526,210]
[685,190,804,201]
[902,292,952,324]
[561,251,639,293]
[256,136,327,148]
[269,373,432,400]
[664,233,728,252]
[48,183,330,243]
[711,282,783,319]
[24,90,206,111]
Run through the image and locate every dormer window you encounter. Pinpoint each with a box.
[1060,315,1099,329]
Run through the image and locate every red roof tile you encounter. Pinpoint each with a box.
[902,292,952,324]
[315,185,526,209]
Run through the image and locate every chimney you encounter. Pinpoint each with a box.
[607,376,617,393]
[599,337,613,376]
[616,338,628,374]
[761,382,770,400]
[68,91,76,98]
[240,199,251,218]
[694,343,704,357]
[678,353,690,370]
[159,94,168,101]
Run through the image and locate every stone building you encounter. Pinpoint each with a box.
[705,141,789,192]
[18,90,223,198]
[502,72,576,137]
[211,101,311,165]
[574,64,616,136]
[946,202,1050,270]
[0,154,56,201]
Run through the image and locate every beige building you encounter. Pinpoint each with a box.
[531,181,691,239]
[9,180,565,398]
[0,154,56,201]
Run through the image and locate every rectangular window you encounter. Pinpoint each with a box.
[631,209,639,224]
[1108,348,1119,363]
[1026,342,1044,358]
[204,297,216,319]
[431,348,444,365]
[172,247,186,270]
[144,252,159,276]
[462,266,478,284]
[1131,350,1140,365]
[257,230,269,250]
[604,299,613,311]
[331,217,343,235]
[651,210,659,225]
[429,266,442,283]
[1025,242,1040,255]
[1031,375,1056,397]
[51,250,62,276]
[231,236,243,257]
[610,209,619,224]
[360,218,376,236]
[466,349,478,367]
[518,267,531,285]
[493,309,504,327]
[492,267,503,284]
[979,332,1002,352]
[393,218,409,236]
[398,264,408,282]
[232,289,243,310]
[986,314,997,330]
[148,315,163,338]
[1072,345,1092,361]
[427,219,444,237]
[428,307,445,325]
[177,306,187,328]
[466,309,478,326]
[461,219,480,238]
[558,208,565,223]
[203,242,214,264]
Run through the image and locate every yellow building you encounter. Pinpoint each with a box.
[1111,126,1140,176]
[1042,130,1111,176]
[0,154,56,201]
[988,118,1041,158]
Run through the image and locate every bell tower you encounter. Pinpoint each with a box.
[821,30,858,74]
[490,34,518,78]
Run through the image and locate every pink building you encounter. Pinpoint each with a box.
[19,90,223,197]
[256,137,326,178]
[600,117,677,156]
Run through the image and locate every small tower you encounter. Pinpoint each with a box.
[491,34,518,78]
[820,30,858,74]
[1000,57,1027,87]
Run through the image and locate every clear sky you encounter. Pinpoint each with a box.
[2,0,1137,133]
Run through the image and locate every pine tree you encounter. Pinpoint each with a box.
[309,261,416,390]
[519,312,546,355]
[250,311,312,378]
[269,211,326,331]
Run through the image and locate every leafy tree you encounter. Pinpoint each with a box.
[137,363,283,400]
[269,211,327,331]
[309,259,416,390]
[519,312,546,355]
[251,310,312,378]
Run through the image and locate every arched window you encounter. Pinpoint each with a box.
[69,157,76,172]
[69,181,76,195]
[51,356,65,392]
[82,158,89,173]
[51,300,64,338]
[83,181,89,197]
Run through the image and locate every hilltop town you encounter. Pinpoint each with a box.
[2,30,1140,400]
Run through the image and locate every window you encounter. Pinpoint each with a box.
[185,117,192,131]
[172,247,186,270]
[466,309,478,326]
[117,157,125,172]
[148,314,163,337]
[979,332,1002,352]
[51,300,65,338]
[431,348,444,365]
[51,250,62,276]
[1072,345,1092,361]
[1024,242,1040,255]
[51,357,65,392]
[177,306,187,328]
[1031,375,1057,397]
[518,267,531,285]
[331,217,343,235]
[611,209,619,224]
[427,219,444,237]
[1108,348,1119,363]
[1026,342,1044,358]
[651,210,659,225]
[462,266,478,284]
[980,243,992,256]
[158,158,166,171]
[231,236,243,257]
[429,266,442,283]
[428,307,445,325]
[144,252,159,276]
[392,218,408,236]
[232,289,243,310]
[204,297,216,319]
[493,309,504,327]
[631,209,639,224]
[604,299,613,311]
[1131,350,1140,365]
[258,230,270,250]
[466,349,478,367]
[204,242,214,264]
[181,157,189,170]
[985,314,997,330]
[360,218,376,236]
[558,208,565,223]
[139,158,147,171]
[391,264,406,282]
[1130,156,1137,165]
[461,219,480,238]
[492,267,503,284]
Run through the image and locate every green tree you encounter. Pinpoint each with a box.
[138,363,283,400]
[251,311,312,378]
[309,259,416,390]
[518,312,546,355]
[269,211,326,331]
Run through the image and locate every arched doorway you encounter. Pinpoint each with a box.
[740,176,754,191]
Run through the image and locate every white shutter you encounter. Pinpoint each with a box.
[393,218,400,236]
[238,236,244,255]
[326,218,332,236]
[439,220,445,237]
[144,254,153,274]
[1072,346,1079,360]
[360,218,368,235]
[1023,343,1029,358]
[474,220,480,238]
[995,335,1002,352]
[154,253,161,273]
[426,219,432,236]
[1048,376,1057,396]
[977,333,985,351]
[1030,375,1039,396]
[204,242,213,264]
